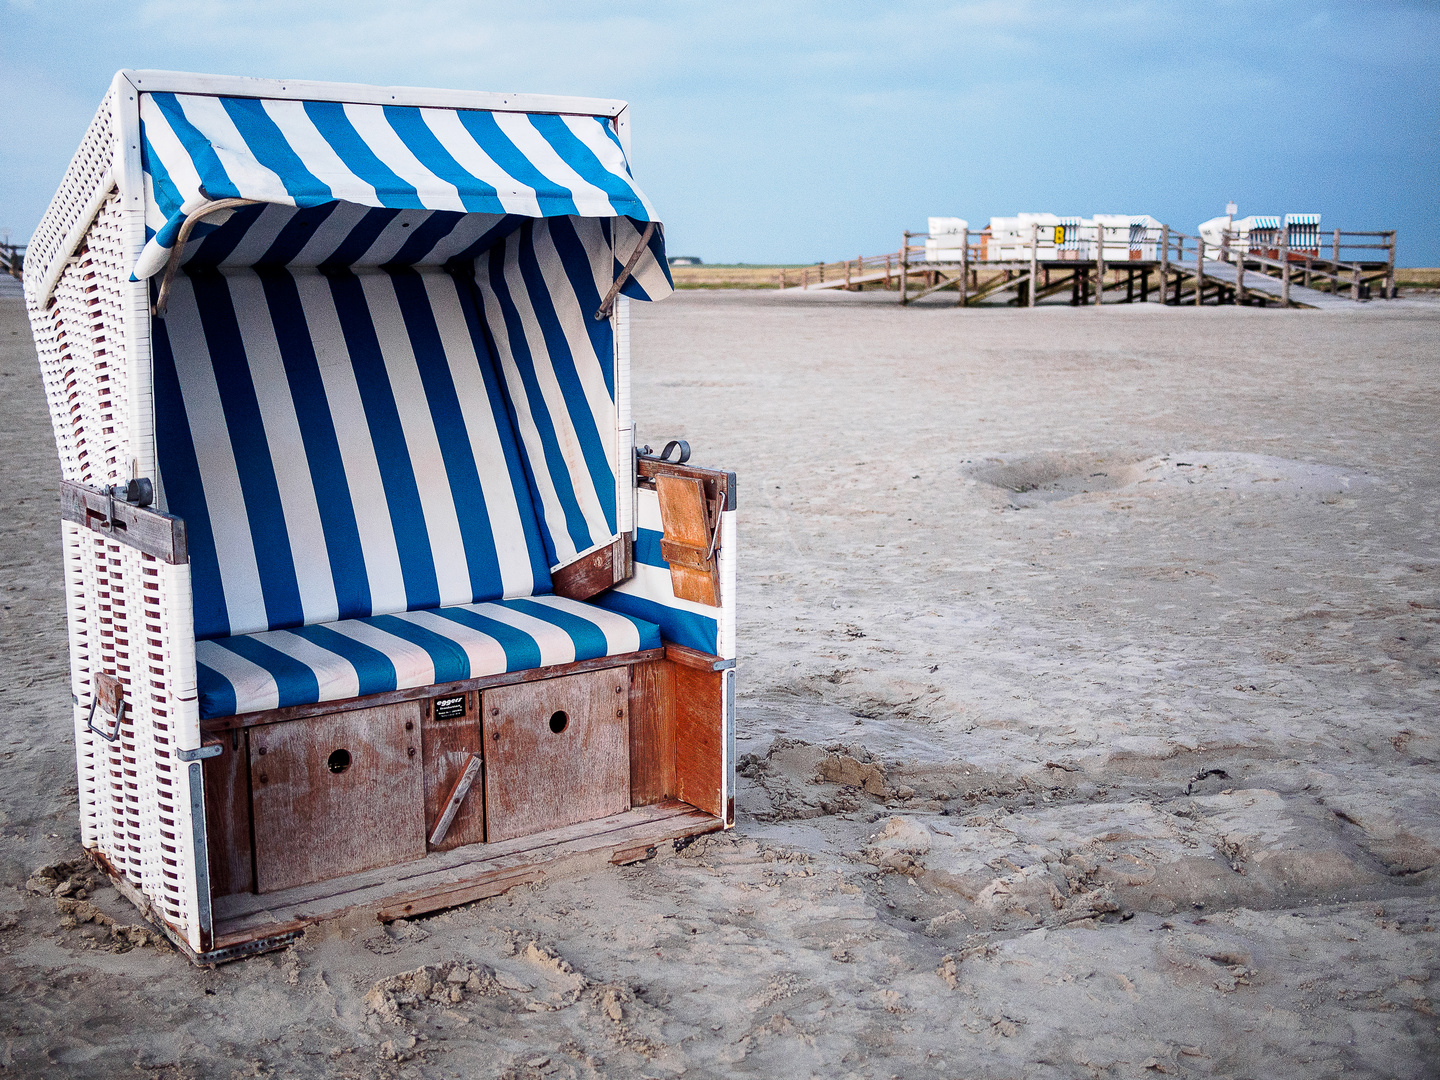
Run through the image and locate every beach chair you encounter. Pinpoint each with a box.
[22,71,736,963]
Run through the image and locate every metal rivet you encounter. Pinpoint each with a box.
[257,746,266,756]
[408,746,416,757]
[405,720,414,730]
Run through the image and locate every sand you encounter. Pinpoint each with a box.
[1,289,1437,1078]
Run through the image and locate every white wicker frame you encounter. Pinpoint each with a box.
[26,74,210,951]
[24,72,660,958]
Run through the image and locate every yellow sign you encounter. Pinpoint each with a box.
[1053,225,1066,245]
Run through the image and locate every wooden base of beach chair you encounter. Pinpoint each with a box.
[104,644,732,964]
[87,799,722,966]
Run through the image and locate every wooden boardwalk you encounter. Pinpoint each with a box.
[784,224,1398,310]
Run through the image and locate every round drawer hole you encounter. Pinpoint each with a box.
[328,748,352,774]
[549,711,569,734]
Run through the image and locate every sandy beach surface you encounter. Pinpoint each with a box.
[1,288,1437,1078]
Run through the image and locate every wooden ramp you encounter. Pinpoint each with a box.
[789,267,895,291]
[784,252,901,292]
[1197,260,1360,310]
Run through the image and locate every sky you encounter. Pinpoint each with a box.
[2,0,1438,264]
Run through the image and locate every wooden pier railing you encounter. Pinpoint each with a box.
[781,252,901,291]
[787,222,1398,308]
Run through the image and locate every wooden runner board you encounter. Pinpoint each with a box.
[212,800,719,941]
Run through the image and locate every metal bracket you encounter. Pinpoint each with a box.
[638,440,690,465]
[177,743,223,761]
[86,696,124,743]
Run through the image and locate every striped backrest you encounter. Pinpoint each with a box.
[475,216,629,568]
[154,264,553,640]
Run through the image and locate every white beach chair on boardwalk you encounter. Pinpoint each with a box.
[23,71,737,963]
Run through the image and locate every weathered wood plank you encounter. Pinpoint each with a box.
[663,643,733,672]
[59,481,188,563]
[551,534,632,601]
[212,801,719,938]
[420,691,485,851]
[202,731,253,897]
[629,658,675,805]
[428,755,483,847]
[483,668,631,843]
[674,666,724,818]
[655,474,720,606]
[249,702,426,893]
[637,457,736,511]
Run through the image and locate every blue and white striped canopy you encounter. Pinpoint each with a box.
[135,90,668,282]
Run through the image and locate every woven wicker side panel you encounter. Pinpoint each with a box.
[22,91,115,306]
[69,524,197,939]
[91,533,142,884]
[27,301,80,482]
[40,194,130,489]
[87,195,131,485]
[62,521,102,850]
[125,547,194,933]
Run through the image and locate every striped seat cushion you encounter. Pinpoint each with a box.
[194,595,661,719]
[154,264,553,641]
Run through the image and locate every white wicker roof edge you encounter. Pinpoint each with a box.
[122,70,631,118]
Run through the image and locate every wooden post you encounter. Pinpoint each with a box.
[779,267,786,289]
[845,258,852,291]
[1386,231,1396,298]
[1236,238,1247,304]
[885,252,892,290]
[1194,232,1203,306]
[958,227,969,307]
[1159,224,1170,304]
[1094,220,1105,306]
[1332,227,1340,265]
[900,232,909,304]
[1351,260,1362,301]
[1280,225,1291,307]
[1028,223,1038,308]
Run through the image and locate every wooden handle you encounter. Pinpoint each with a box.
[429,755,482,847]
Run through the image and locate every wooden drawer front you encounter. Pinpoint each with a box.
[250,703,426,893]
[421,691,485,851]
[483,669,631,843]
